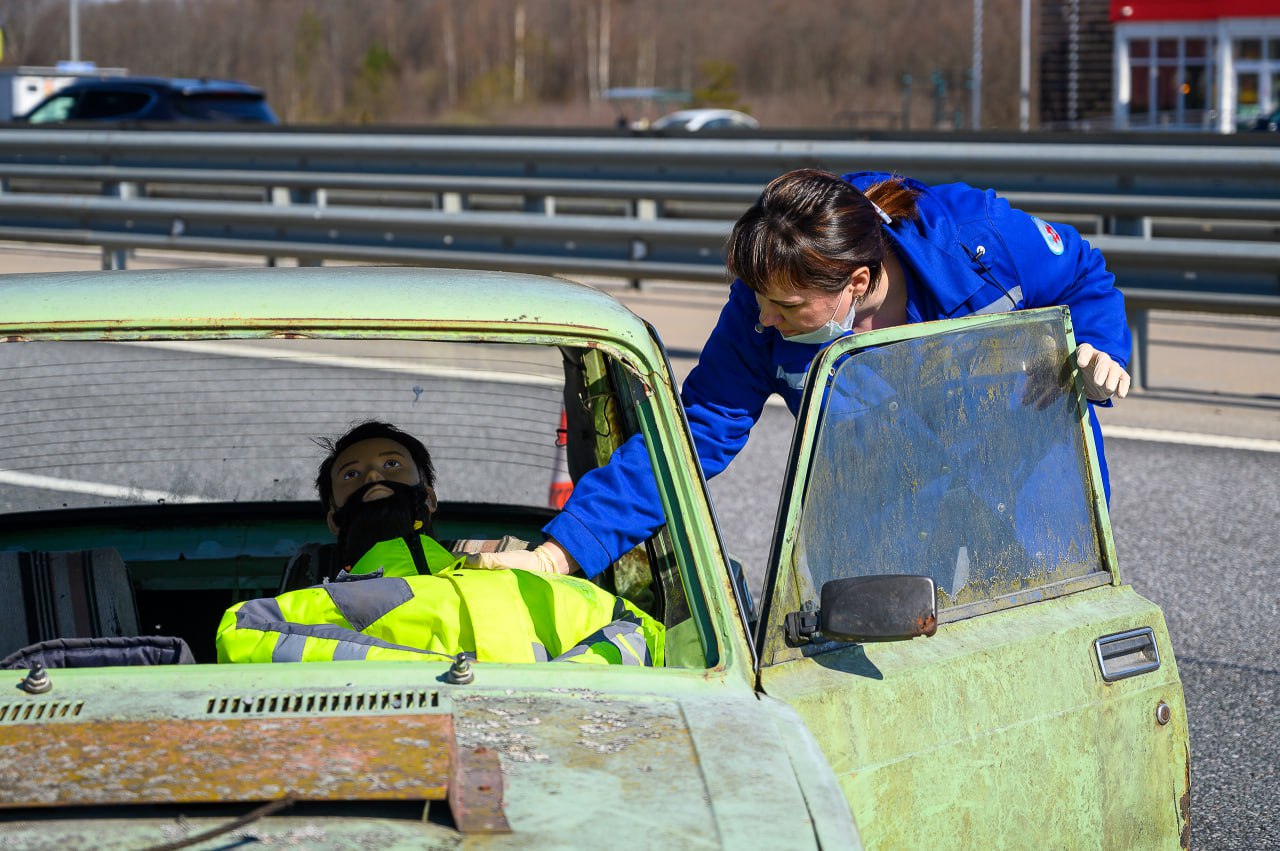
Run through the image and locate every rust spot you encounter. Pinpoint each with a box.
[1179,744,1191,849]
[916,613,938,637]
[449,745,511,834]
[0,715,454,809]
[1,336,30,343]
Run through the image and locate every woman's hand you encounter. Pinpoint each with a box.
[464,540,575,575]
[1074,343,1131,402]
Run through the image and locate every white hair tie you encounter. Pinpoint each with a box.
[869,199,892,225]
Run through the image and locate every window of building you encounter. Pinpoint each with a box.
[1236,72,1261,125]
[1232,36,1280,129]
[1124,33,1215,129]
[1237,39,1263,61]
[1131,63,1150,112]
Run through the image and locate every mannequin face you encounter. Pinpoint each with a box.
[326,437,435,534]
[329,437,422,509]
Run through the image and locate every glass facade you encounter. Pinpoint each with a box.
[1123,33,1216,129]
[1120,26,1280,131]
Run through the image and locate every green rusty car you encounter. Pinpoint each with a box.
[0,267,1188,848]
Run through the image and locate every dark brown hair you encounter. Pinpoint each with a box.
[725,168,919,296]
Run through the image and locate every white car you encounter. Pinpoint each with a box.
[650,108,760,132]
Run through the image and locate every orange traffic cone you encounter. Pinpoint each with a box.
[548,407,573,508]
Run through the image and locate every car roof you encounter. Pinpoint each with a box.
[54,76,265,96]
[0,265,662,364]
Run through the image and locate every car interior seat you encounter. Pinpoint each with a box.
[0,547,195,668]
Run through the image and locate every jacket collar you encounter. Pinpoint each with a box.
[351,534,461,577]
[885,208,987,318]
[844,171,989,317]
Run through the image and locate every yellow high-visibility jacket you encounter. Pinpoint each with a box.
[216,534,664,666]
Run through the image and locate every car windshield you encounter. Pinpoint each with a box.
[0,331,701,667]
[24,94,75,123]
[788,311,1105,618]
[656,114,693,129]
[0,338,566,512]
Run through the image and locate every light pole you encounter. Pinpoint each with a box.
[68,0,80,62]
[1019,0,1031,130]
[971,0,983,130]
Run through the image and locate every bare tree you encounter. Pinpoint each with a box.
[1,0,1025,129]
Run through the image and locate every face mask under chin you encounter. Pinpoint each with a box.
[332,480,434,568]
[784,295,856,345]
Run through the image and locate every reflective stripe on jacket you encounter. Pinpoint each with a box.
[216,535,664,666]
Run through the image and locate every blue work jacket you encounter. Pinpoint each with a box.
[546,172,1131,578]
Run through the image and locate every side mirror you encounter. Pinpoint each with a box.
[785,575,938,646]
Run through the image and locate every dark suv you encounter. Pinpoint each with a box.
[1251,107,1280,132]
[17,77,278,125]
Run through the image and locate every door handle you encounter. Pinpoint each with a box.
[1095,627,1161,682]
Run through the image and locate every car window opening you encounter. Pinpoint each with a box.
[0,338,701,670]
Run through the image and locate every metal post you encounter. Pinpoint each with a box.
[902,71,913,130]
[1128,308,1149,391]
[101,180,135,270]
[1067,0,1080,128]
[628,198,658,290]
[523,195,555,215]
[1019,0,1031,131]
[971,0,983,130]
[933,68,947,128]
[267,186,289,267]
[69,0,79,62]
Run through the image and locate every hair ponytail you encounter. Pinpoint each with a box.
[861,177,920,223]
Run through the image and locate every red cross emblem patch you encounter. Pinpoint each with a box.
[1033,217,1064,256]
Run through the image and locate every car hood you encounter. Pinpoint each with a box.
[0,661,849,848]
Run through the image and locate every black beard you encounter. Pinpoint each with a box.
[332,480,434,568]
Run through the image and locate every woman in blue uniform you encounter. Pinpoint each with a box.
[469,168,1131,579]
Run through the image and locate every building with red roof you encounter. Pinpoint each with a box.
[1111,0,1280,131]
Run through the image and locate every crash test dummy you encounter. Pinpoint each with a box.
[216,421,663,665]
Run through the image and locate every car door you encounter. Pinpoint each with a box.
[755,308,1190,849]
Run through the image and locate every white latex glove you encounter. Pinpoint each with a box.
[1074,343,1131,402]
[464,541,574,575]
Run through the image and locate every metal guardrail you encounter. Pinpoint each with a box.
[2,191,1278,285]
[6,162,1280,230]
[1121,289,1280,389]
[0,128,1276,389]
[2,129,1278,186]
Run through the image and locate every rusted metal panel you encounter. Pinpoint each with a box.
[448,745,512,834]
[0,715,454,808]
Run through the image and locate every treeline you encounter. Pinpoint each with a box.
[0,0,1030,129]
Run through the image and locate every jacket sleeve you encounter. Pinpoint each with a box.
[541,433,666,579]
[544,282,777,578]
[989,197,1132,373]
[681,281,778,478]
